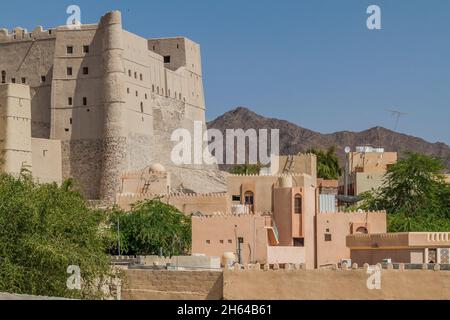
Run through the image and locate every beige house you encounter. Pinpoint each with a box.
[340,148,398,196]
[347,232,450,265]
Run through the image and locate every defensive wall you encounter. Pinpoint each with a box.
[121,265,450,300]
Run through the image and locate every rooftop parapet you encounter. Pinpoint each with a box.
[0,26,57,43]
[347,232,450,249]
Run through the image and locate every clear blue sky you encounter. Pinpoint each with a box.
[2,0,449,144]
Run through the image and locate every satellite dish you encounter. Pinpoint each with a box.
[344,146,351,154]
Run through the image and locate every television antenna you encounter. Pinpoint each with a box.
[385,109,408,132]
[385,109,408,151]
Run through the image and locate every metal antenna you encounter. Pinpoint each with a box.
[385,109,408,132]
[385,109,408,150]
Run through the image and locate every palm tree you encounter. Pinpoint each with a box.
[307,146,342,180]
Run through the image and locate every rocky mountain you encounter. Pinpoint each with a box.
[207,107,450,172]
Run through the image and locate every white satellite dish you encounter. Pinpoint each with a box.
[344,146,351,154]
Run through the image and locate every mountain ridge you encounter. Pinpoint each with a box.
[207,107,450,171]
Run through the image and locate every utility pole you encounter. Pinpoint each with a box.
[117,216,121,256]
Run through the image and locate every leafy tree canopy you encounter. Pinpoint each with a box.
[109,199,191,257]
[0,173,114,299]
[230,163,262,175]
[357,152,450,232]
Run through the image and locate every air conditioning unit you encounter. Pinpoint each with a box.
[340,259,352,267]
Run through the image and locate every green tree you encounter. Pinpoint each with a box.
[230,163,261,175]
[0,173,115,299]
[109,199,191,257]
[307,146,342,180]
[358,152,450,232]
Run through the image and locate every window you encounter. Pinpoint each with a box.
[69,118,73,125]
[145,93,148,100]
[67,67,73,76]
[82,67,89,75]
[41,76,46,83]
[66,46,73,54]
[206,240,210,244]
[128,70,131,77]
[127,88,130,94]
[220,240,224,244]
[325,234,332,242]
[164,56,171,63]
[140,74,143,81]
[244,191,254,206]
[1,71,5,84]
[228,240,232,244]
[65,128,69,132]
[140,102,144,113]
[83,45,89,53]
[11,78,16,83]
[68,97,73,106]
[83,97,87,106]
[294,194,302,214]
[21,77,26,84]
[135,91,138,97]
[179,93,182,100]
[134,72,137,79]
[232,195,241,202]
[293,238,304,247]
[152,85,155,93]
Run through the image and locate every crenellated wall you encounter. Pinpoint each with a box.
[117,191,227,214]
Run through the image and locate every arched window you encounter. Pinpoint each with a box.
[356,227,368,234]
[1,71,5,84]
[294,194,302,214]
